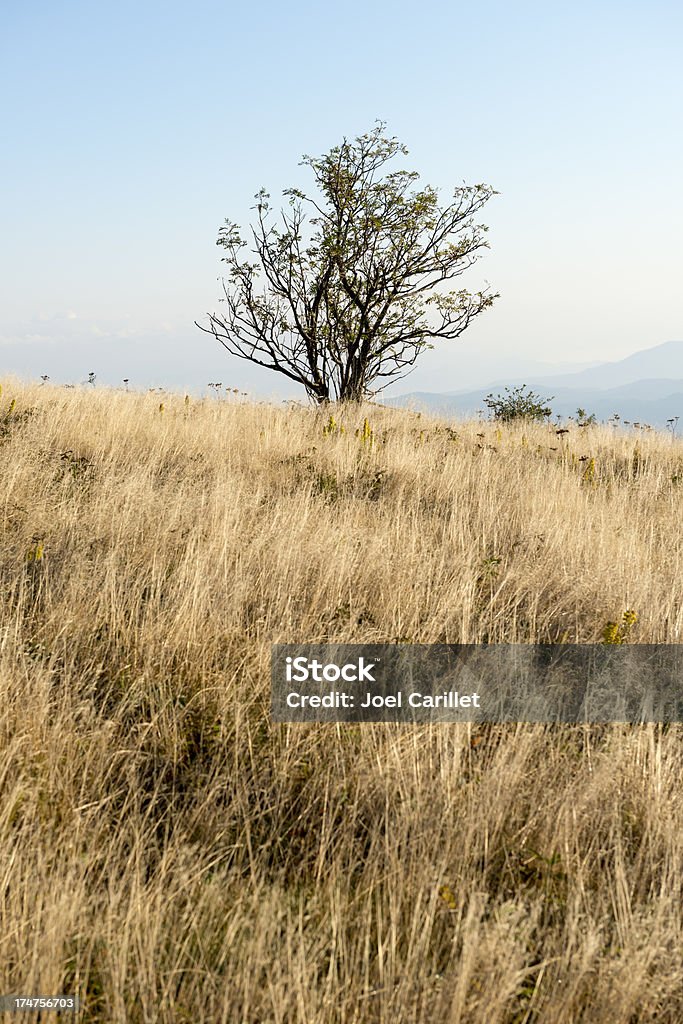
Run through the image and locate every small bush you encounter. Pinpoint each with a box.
[484,385,554,423]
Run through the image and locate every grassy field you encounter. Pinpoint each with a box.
[1,379,683,1022]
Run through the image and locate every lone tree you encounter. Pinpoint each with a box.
[197,123,498,403]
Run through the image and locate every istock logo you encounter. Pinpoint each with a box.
[285,656,377,683]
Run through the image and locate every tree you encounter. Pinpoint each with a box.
[196,122,498,404]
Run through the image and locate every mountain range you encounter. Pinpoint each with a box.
[389,340,683,427]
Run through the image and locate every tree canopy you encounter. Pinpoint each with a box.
[197,123,499,403]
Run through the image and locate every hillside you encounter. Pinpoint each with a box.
[518,339,683,390]
[1,380,683,1022]
[393,381,683,425]
[391,340,683,427]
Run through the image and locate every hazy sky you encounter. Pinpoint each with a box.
[2,0,682,397]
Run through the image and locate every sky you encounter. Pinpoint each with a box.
[2,0,682,398]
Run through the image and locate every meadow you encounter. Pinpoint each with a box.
[1,379,682,1022]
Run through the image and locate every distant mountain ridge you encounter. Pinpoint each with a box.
[496,339,683,392]
[389,341,683,427]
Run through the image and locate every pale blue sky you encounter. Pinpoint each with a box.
[2,0,682,396]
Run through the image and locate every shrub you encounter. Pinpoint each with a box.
[484,385,554,423]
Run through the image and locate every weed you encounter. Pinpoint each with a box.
[355,416,374,447]
[314,471,339,501]
[0,399,35,441]
[438,884,457,911]
[322,414,345,437]
[601,609,638,644]
[58,450,94,485]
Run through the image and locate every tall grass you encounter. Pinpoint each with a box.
[1,379,682,1022]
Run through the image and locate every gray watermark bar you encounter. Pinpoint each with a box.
[271,645,683,723]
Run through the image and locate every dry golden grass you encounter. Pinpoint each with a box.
[1,378,683,1022]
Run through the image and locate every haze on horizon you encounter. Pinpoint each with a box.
[2,0,682,399]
